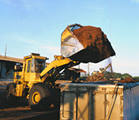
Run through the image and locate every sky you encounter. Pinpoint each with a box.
[0,0,139,76]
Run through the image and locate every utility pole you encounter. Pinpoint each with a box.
[5,44,7,56]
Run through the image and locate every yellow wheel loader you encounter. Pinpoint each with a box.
[7,53,79,109]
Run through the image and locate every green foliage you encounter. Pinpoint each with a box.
[112,72,122,78]
[121,73,132,79]
[94,71,133,80]
[133,76,139,80]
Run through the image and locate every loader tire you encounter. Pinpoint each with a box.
[6,83,17,106]
[29,84,51,110]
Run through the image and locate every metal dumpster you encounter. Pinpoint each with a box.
[60,82,139,120]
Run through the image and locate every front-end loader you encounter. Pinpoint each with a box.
[7,53,79,109]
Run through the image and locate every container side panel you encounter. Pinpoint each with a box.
[124,86,139,120]
[92,92,105,120]
[60,92,76,120]
[78,92,89,120]
[60,83,127,120]
[106,93,121,120]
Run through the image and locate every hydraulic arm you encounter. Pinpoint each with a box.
[40,55,79,83]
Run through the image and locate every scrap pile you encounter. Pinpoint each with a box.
[86,72,107,82]
[119,76,135,83]
[87,71,136,83]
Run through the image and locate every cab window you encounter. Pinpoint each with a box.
[27,60,31,72]
[31,59,45,73]
[35,59,45,73]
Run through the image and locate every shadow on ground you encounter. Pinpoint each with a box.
[0,88,59,120]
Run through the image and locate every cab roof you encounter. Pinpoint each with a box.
[24,53,48,60]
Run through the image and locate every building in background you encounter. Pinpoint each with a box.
[0,55,23,81]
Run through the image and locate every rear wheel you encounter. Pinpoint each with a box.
[29,84,51,110]
[6,83,17,106]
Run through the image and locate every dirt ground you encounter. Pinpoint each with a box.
[0,82,59,120]
[0,106,59,120]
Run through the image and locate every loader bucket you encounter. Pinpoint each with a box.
[61,24,115,63]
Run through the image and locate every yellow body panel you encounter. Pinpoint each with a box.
[61,24,82,43]
[40,57,73,78]
[14,71,22,83]
[61,27,73,42]
[16,84,24,96]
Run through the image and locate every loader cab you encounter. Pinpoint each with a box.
[24,53,48,83]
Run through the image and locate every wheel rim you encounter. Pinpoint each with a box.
[32,91,41,104]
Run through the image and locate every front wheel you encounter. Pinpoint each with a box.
[28,84,51,110]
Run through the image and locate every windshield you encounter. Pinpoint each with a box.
[31,59,45,73]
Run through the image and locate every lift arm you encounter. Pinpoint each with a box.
[40,56,79,83]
